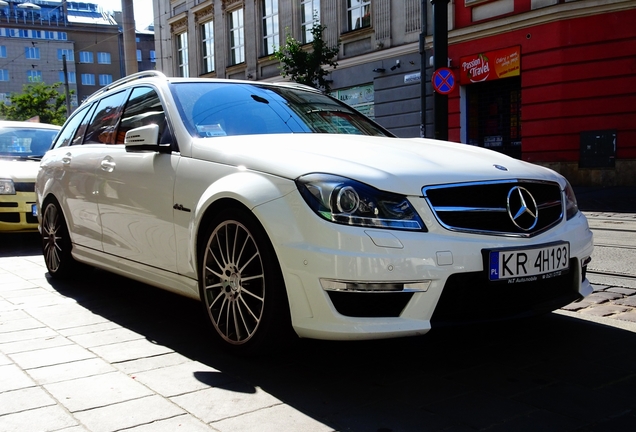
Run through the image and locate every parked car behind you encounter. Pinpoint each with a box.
[0,121,60,233]
[36,71,593,354]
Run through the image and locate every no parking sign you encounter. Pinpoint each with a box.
[432,67,456,94]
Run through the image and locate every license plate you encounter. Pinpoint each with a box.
[488,242,570,282]
[32,204,37,217]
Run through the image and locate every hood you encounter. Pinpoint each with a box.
[190,134,564,196]
[0,159,39,182]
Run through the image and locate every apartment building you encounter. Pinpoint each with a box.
[152,0,636,185]
[0,0,156,109]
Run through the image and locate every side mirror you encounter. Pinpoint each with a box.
[124,124,171,153]
[125,124,159,146]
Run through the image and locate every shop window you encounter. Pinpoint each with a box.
[466,76,521,159]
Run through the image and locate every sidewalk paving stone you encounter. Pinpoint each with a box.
[132,361,231,397]
[73,395,186,432]
[0,363,36,392]
[171,385,284,424]
[89,338,175,363]
[0,386,56,416]
[210,403,334,432]
[68,327,145,349]
[115,352,193,375]
[27,358,117,385]
[43,371,154,412]
[9,344,96,370]
[0,334,73,355]
[0,405,80,432]
[120,414,217,432]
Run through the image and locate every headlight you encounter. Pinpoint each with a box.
[296,174,426,231]
[564,180,579,220]
[0,179,16,195]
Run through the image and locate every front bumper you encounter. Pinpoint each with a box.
[0,191,38,232]
[255,192,594,341]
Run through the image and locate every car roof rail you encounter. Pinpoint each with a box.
[85,71,167,102]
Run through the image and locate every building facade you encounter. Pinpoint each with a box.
[152,0,635,186]
[0,1,155,112]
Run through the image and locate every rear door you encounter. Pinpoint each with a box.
[96,86,180,273]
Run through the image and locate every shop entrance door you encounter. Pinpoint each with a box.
[466,76,521,159]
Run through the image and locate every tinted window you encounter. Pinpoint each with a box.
[170,82,391,138]
[52,104,91,148]
[117,87,169,144]
[83,91,128,144]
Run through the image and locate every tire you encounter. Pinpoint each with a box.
[199,207,292,355]
[41,199,80,278]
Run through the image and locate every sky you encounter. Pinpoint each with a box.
[92,0,155,30]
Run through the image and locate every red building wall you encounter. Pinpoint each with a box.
[447,9,636,166]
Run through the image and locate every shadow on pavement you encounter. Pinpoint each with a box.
[0,232,42,257]
[46,267,636,431]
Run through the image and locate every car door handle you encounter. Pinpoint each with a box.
[62,153,72,165]
[100,158,116,172]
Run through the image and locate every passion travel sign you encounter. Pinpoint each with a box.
[459,46,521,85]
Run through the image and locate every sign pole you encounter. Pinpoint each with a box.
[431,0,450,141]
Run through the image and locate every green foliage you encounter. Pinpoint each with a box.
[0,82,70,126]
[271,22,340,93]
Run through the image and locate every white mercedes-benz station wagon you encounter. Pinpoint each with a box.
[36,71,593,354]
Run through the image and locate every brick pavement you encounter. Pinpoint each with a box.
[2,189,636,432]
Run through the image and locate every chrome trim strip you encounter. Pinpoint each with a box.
[434,206,507,213]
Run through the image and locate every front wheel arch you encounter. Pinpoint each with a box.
[196,203,293,355]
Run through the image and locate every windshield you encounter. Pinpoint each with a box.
[170,82,392,138]
[0,126,59,158]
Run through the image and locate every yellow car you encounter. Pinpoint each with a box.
[1,121,61,232]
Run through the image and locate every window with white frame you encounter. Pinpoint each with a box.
[261,0,279,56]
[176,32,189,77]
[99,74,113,86]
[81,73,95,85]
[0,46,6,58]
[79,51,94,63]
[57,49,74,61]
[25,46,40,59]
[136,49,142,62]
[201,21,214,74]
[150,50,156,62]
[347,0,371,30]
[228,8,245,65]
[27,70,42,82]
[97,52,111,64]
[58,71,76,84]
[0,69,8,81]
[301,0,320,43]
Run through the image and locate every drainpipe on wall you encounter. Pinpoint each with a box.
[431,0,449,141]
[420,0,428,138]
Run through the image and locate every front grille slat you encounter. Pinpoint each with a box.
[424,180,564,237]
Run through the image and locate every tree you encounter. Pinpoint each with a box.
[0,82,70,125]
[271,22,340,93]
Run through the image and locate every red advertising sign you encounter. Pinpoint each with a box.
[459,46,521,85]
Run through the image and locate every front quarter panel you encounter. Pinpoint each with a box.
[173,157,296,278]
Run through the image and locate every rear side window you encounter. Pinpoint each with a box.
[52,104,91,148]
[83,90,128,144]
